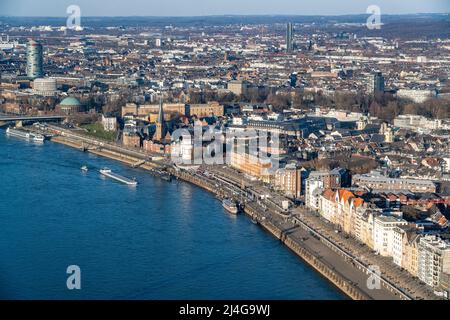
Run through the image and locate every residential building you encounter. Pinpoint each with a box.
[403,232,421,277]
[392,225,420,272]
[353,172,437,193]
[418,235,450,289]
[306,170,343,210]
[373,215,408,257]
[101,114,117,132]
[274,163,302,198]
[355,210,378,249]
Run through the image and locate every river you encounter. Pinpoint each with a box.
[0,130,344,299]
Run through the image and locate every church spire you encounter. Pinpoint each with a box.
[157,96,164,124]
[154,96,166,141]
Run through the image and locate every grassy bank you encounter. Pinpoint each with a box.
[80,123,117,142]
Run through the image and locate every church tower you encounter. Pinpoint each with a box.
[154,97,166,142]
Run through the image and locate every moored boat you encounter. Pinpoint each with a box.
[222,199,239,215]
[160,172,172,182]
[6,127,45,143]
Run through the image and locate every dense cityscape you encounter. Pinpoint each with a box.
[1,8,450,302]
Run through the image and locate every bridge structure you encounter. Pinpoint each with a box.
[0,115,66,127]
[0,115,66,122]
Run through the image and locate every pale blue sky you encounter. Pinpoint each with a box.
[1,0,449,16]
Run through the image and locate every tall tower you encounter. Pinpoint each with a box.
[154,97,166,141]
[286,23,294,53]
[289,72,298,87]
[367,71,385,95]
[26,39,43,79]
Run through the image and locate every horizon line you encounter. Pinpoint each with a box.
[0,12,449,19]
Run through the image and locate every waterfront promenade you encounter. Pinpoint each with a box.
[39,125,437,300]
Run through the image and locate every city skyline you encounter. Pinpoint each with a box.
[1,3,449,304]
[0,0,449,17]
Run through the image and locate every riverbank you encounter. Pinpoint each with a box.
[3,130,344,300]
[48,131,404,300]
[51,136,159,171]
[244,205,369,300]
[176,170,393,300]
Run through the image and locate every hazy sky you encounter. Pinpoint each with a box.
[1,0,449,16]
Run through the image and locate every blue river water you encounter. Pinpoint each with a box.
[0,129,344,299]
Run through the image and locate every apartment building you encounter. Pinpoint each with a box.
[319,189,337,223]
[353,173,436,193]
[373,216,408,257]
[402,232,421,277]
[274,164,304,198]
[318,188,365,234]
[305,169,343,210]
[354,210,378,249]
[418,235,450,289]
[392,225,420,271]
[101,114,117,132]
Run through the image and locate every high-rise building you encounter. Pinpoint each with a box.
[26,39,43,79]
[367,71,385,95]
[286,23,294,53]
[289,72,298,87]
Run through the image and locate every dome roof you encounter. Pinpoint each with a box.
[60,97,81,106]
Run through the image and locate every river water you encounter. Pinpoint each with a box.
[0,130,344,299]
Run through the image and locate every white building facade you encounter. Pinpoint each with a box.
[418,235,450,289]
[373,216,408,257]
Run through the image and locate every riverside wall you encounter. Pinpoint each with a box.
[50,133,395,300]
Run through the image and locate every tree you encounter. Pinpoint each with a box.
[402,103,418,115]
[266,93,291,111]
[423,98,450,119]
[369,101,381,118]
[218,92,238,104]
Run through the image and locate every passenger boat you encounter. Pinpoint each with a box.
[160,172,172,182]
[100,168,138,186]
[6,127,45,143]
[222,199,239,215]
